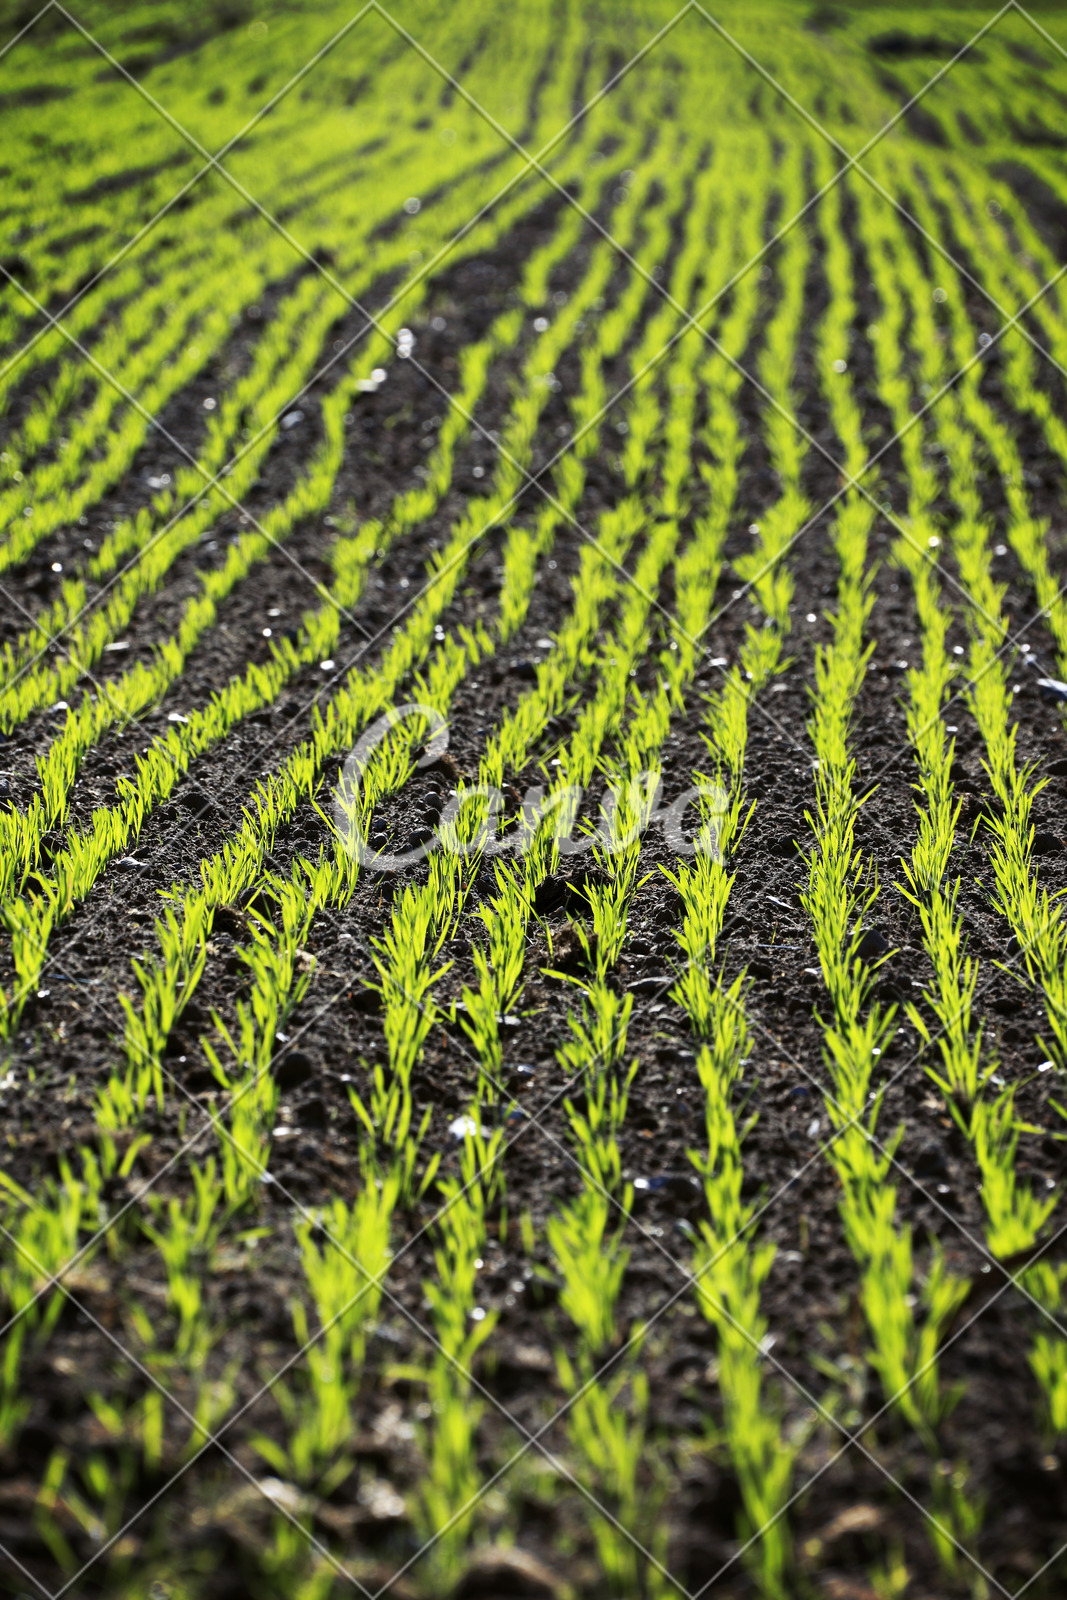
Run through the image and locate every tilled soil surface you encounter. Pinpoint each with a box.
[6,71,1067,1600]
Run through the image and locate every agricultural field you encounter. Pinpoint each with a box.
[9,0,1067,1595]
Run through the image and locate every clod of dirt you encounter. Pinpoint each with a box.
[533,870,605,915]
[179,782,220,815]
[276,1051,313,1090]
[350,986,381,1015]
[913,1141,948,1179]
[1032,831,1063,854]
[855,929,890,960]
[451,1545,570,1600]
[545,923,593,975]
[770,832,803,856]
[212,903,247,937]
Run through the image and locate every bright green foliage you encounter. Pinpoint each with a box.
[10,3,1067,1592]
[257,1170,399,1489]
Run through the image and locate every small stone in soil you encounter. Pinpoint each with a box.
[628,975,671,997]
[449,1115,488,1140]
[1037,677,1067,702]
[510,657,538,680]
[914,1141,948,1178]
[276,1051,313,1090]
[633,1174,696,1196]
[116,856,148,870]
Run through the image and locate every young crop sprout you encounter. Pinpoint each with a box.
[13,18,1067,1595]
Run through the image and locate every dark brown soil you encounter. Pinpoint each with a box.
[4,142,1067,1600]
